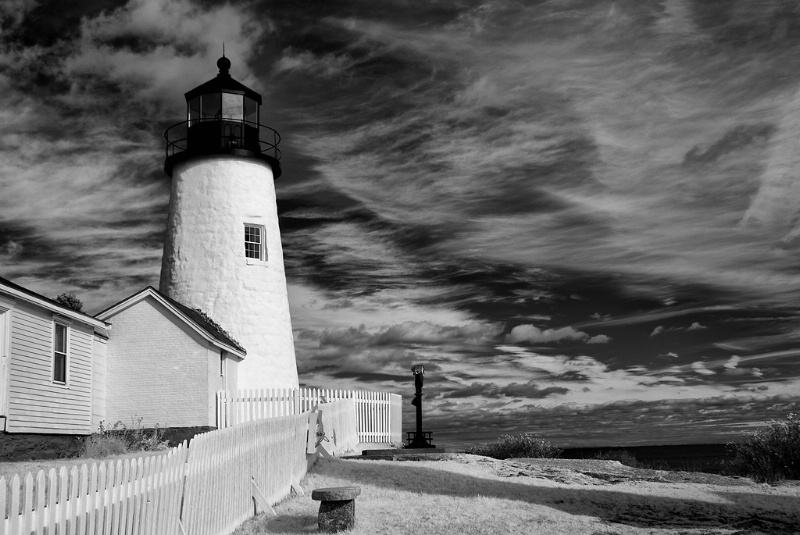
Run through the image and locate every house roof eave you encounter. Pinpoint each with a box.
[0,276,110,330]
[96,287,246,358]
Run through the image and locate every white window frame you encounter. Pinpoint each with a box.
[0,298,12,361]
[0,297,13,415]
[52,319,70,385]
[244,223,267,265]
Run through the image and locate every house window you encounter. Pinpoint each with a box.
[53,322,68,383]
[244,224,265,261]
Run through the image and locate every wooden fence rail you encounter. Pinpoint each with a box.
[216,388,403,444]
[0,399,361,535]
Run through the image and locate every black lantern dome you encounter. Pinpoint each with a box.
[164,57,281,177]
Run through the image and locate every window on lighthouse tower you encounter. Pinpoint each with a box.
[244,224,266,261]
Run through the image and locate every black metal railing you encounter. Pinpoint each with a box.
[164,118,281,162]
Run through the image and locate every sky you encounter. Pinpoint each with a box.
[2,0,800,448]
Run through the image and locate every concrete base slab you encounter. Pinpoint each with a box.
[362,447,448,455]
[342,448,467,461]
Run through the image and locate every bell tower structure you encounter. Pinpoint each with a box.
[161,56,298,390]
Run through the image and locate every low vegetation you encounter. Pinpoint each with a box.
[82,418,170,458]
[726,413,800,483]
[0,421,170,483]
[467,433,562,459]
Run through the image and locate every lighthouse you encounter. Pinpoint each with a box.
[160,56,299,390]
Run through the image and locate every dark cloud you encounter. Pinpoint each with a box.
[554,371,591,382]
[330,370,408,383]
[318,326,372,349]
[443,380,568,400]
[0,222,55,263]
[692,1,800,49]
[7,0,122,46]
[683,124,776,165]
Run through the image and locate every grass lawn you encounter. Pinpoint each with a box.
[234,455,800,535]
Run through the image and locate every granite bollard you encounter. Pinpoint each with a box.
[311,486,361,532]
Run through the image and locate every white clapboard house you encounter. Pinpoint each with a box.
[0,277,244,437]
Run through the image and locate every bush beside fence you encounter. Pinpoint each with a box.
[0,399,361,535]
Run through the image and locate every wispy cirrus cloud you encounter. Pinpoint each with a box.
[274,0,800,311]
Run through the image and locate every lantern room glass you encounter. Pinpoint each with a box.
[188,93,253,124]
[188,96,200,125]
[201,92,222,119]
[244,96,258,124]
[222,93,244,120]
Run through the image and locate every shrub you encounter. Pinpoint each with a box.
[468,433,562,459]
[726,413,800,483]
[82,418,170,458]
[54,292,83,313]
[83,434,128,458]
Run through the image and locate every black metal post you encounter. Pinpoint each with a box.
[407,364,435,448]
[414,370,424,437]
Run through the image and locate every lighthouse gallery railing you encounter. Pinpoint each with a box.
[164,118,281,162]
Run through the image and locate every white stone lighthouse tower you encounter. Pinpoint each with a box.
[161,56,299,390]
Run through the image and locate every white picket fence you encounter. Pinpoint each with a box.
[216,388,403,443]
[180,414,311,535]
[0,445,188,535]
[0,400,360,535]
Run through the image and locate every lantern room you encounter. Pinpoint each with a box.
[164,56,281,177]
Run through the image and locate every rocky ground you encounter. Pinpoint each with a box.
[480,456,800,534]
[502,457,760,487]
[352,453,800,534]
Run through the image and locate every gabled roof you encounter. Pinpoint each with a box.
[0,276,109,330]
[95,287,246,358]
